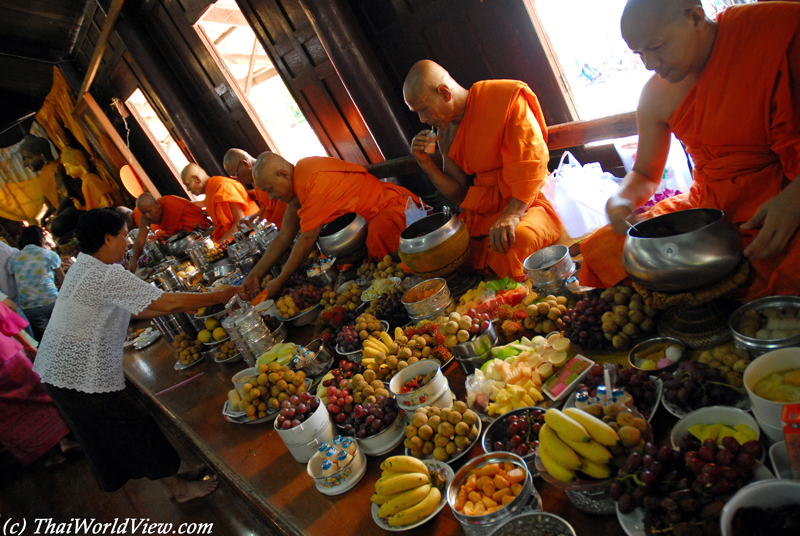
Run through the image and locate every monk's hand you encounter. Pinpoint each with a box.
[241,273,262,300]
[606,195,639,235]
[265,279,284,301]
[489,213,520,254]
[741,191,800,261]
[410,130,437,166]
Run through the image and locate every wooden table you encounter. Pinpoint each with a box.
[123,320,678,536]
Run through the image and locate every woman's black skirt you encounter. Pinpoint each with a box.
[43,382,180,492]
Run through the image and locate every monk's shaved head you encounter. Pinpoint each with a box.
[223,149,247,176]
[136,192,163,223]
[180,163,210,196]
[621,0,713,83]
[403,60,469,130]
[252,152,296,204]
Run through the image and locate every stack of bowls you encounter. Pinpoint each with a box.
[743,347,800,443]
[401,278,452,322]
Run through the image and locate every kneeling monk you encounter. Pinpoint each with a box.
[579,0,800,301]
[128,193,211,271]
[404,60,563,281]
[181,164,259,244]
[241,154,421,299]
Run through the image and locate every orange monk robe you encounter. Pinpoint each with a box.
[249,186,286,230]
[204,175,259,243]
[37,161,61,208]
[79,173,116,210]
[134,195,210,239]
[449,80,564,281]
[293,156,422,260]
[580,3,800,301]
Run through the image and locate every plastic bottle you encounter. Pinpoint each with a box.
[336,449,353,468]
[317,443,329,458]
[574,390,590,410]
[341,437,357,456]
[332,435,344,448]
[321,459,337,477]
[324,446,339,461]
[425,128,437,154]
[612,387,634,408]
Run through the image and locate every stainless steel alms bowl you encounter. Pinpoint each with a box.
[317,213,368,259]
[622,208,742,292]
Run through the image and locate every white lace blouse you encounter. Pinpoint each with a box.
[33,253,163,393]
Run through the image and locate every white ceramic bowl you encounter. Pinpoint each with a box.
[356,411,407,456]
[389,360,449,414]
[753,408,785,444]
[769,441,794,480]
[670,405,760,449]
[274,401,335,463]
[719,479,800,536]
[743,347,800,430]
[254,299,277,317]
[232,367,258,396]
[306,441,367,495]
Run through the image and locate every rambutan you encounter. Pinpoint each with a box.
[432,346,452,362]
[433,331,447,346]
[332,313,344,325]
[497,304,514,320]
[404,326,417,338]
[320,310,334,321]
[500,320,524,338]
[512,308,528,321]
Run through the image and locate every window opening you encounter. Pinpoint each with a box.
[196,0,327,164]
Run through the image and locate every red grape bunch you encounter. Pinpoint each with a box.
[661,361,745,411]
[275,391,320,430]
[336,325,362,353]
[562,297,614,350]
[288,284,323,311]
[489,408,545,457]
[611,435,761,535]
[371,291,411,329]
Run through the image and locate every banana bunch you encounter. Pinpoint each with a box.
[370,456,442,528]
[538,408,619,483]
[361,327,413,382]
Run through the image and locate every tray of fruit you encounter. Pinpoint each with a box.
[403,402,482,465]
[660,361,751,418]
[365,287,411,330]
[357,255,405,285]
[362,277,402,302]
[194,303,226,319]
[535,406,653,488]
[370,456,453,531]
[614,434,770,536]
[173,333,205,369]
[276,284,324,320]
[226,362,312,424]
[214,340,241,363]
[481,407,546,474]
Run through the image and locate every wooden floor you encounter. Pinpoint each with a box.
[0,443,271,535]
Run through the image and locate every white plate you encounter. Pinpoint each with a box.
[371,460,454,531]
[405,414,482,466]
[661,390,751,419]
[203,336,230,346]
[222,400,279,424]
[563,377,663,422]
[616,461,775,536]
[134,330,161,350]
[174,354,205,370]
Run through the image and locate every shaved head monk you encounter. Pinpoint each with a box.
[180,163,258,245]
[404,60,563,281]
[579,0,800,301]
[240,153,422,299]
[223,148,287,230]
[127,193,211,272]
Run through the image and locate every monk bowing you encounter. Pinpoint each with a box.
[404,60,564,282]
[240,154,422,299]
[579,0,800,301]
[180,163,259,244]
[223,148,287,230]
[127,193,212,271]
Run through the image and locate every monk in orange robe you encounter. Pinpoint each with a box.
[579,0,800,301]
[404,61,564,281]
[240,153,421,298]
[180,163,259,244]
[223,149,287,229]
[127,193,212,271]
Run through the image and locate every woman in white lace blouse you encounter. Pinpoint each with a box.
[34,208,238,502]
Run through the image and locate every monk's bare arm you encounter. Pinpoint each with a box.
[218,204,247,244]
[410,129,469,204]
[606,80,672,234]
[127,217,151,271]
[266,226,321,297]
[240,201,299,298]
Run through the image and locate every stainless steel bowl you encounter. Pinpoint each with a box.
[451,323,498,375]
[398,212,469,274]
[523,245,575,296]
[236,252,260,275]
[210,258,236,279]
[299,339,333,377]
[623,208,742,292]
[729,295,800,357]
[317,213,368,259]
[401,278,450,318]
[165,231,203,259]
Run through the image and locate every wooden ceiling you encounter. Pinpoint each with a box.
[0,0,94,135]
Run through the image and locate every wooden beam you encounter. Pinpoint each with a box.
[365,112,639,179]
[78,0,125,100]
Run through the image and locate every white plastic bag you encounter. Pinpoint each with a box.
[404,196,430,227]
[542,151,619,239]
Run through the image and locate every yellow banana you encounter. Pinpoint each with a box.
[370,493,390,505]
[394,327,404,340]
[362,347,380,359]
[363,339,388,353]
[381,455,430,475]
[563,407,620,447]
[361,358,376,366]
[560,435,613,464]
[388,486,441,527]
[378,484,431,518]
[539,446,576,483]
[375,472,430,496]
[375,472,406,487]
[379,331,394,348]
[367,336,390,352]
[544,408,590,443]
[539,423,582,471]
[577,456,611,479]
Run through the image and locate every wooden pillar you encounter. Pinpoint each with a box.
[115,10,225,176]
